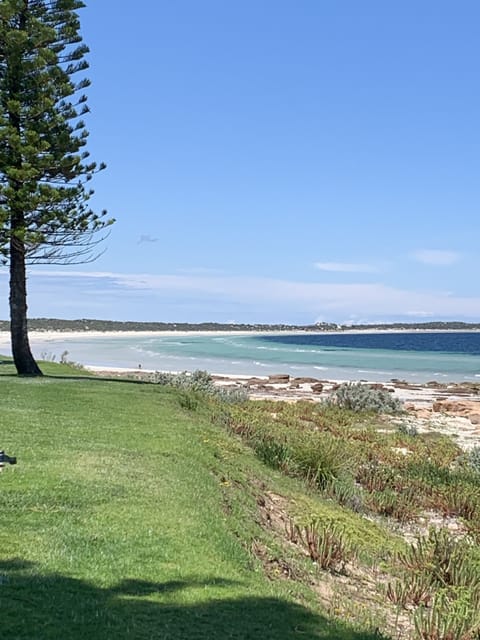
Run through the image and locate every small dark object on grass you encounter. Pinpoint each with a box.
[0,451,17,470]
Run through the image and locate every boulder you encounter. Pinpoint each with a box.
[267,374,290,384]
[245,377,266,386]
[432,400,480,420]
[311,383,324,393]
[433,400,468,414]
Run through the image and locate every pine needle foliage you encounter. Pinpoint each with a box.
[0,0,113,374]
[0,0,112,263]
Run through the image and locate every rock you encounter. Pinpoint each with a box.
[311,383,324,393]
[245,377,266,386]
[267,374,290,384]
[469,414,480,425]
[432,400,480,419]
[368,383,394,393]
[405,403,432,418]
[292,377,320,384]
[416,409,434,419]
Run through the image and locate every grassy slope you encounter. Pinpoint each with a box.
[0,364,380,640]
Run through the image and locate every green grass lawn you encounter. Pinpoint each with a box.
[0,364,380,640]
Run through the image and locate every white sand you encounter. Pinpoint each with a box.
[1,330,478,448]
[1,326,474,347]
[0,329,276,345]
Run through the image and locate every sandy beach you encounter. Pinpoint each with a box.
[2,329,480,450]
[1,326,477,346]
[0,329,269,344]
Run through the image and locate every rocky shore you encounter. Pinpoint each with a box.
[88,366,480,451]
[212,374,480,450]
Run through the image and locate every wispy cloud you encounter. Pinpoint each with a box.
[404,310,435,318]
[411,249,460,266]
[4,268,479,322]
[176,267,225,275]
[314,262,378,273]
[138,235,158,244]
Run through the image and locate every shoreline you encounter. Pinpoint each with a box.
[1,329,480,386]
[84,364,480,404]
[1,325,479,448]
[1,326,480,344]
[86,365,480,451]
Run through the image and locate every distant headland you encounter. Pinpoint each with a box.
[0,318,479,333]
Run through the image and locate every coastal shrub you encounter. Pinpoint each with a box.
[253,432,291,471]
[392,528,480,592]
[414,589,480,640]
[385,528,480,640]
[437,483,480,521]
[324,477,364,513]
[397,422,418,437]
[461,445,480,474]
[294,519,355,573]
[366,488,419,523]
[329,382,403,414]
[177,390,202,411]
[220,396,480,528]
[215,386,249,404]
[151,370,248,404]
[157,369,216,393]
[291,435,353,490]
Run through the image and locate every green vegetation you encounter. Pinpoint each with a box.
[329,382,404,414]
[0,2,113,374]
[0,360,384,639]
[0,317,336,332]
[150,369,249,405]
[388,529,480,638]
[2,317,480,333]
[221,398,480,638]
[2,361,480,638]
[223,399,480,528]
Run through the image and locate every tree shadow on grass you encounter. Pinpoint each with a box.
[0,369,160,386]
[0,559,382,639]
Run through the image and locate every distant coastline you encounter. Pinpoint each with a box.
[1,326,480,385]
[0,318,480,333]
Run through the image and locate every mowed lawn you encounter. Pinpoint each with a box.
[0,368,375,640]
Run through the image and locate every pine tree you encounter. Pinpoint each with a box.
[0,0,113,375]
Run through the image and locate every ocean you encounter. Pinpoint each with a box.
[24,331,480,383]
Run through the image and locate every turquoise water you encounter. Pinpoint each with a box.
[25,332,480,382]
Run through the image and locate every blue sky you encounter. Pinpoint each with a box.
[2,0,480,324]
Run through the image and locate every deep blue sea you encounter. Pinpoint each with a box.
[26,331,480,383]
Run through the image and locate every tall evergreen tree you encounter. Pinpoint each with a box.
[0,0,112,375]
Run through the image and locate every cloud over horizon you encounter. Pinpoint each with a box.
[411,249,460,266]
[313,262,378,273]
[0,268,478,323]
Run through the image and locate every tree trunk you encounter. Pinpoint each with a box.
[9,239,42,376]
[7,5,41,376]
